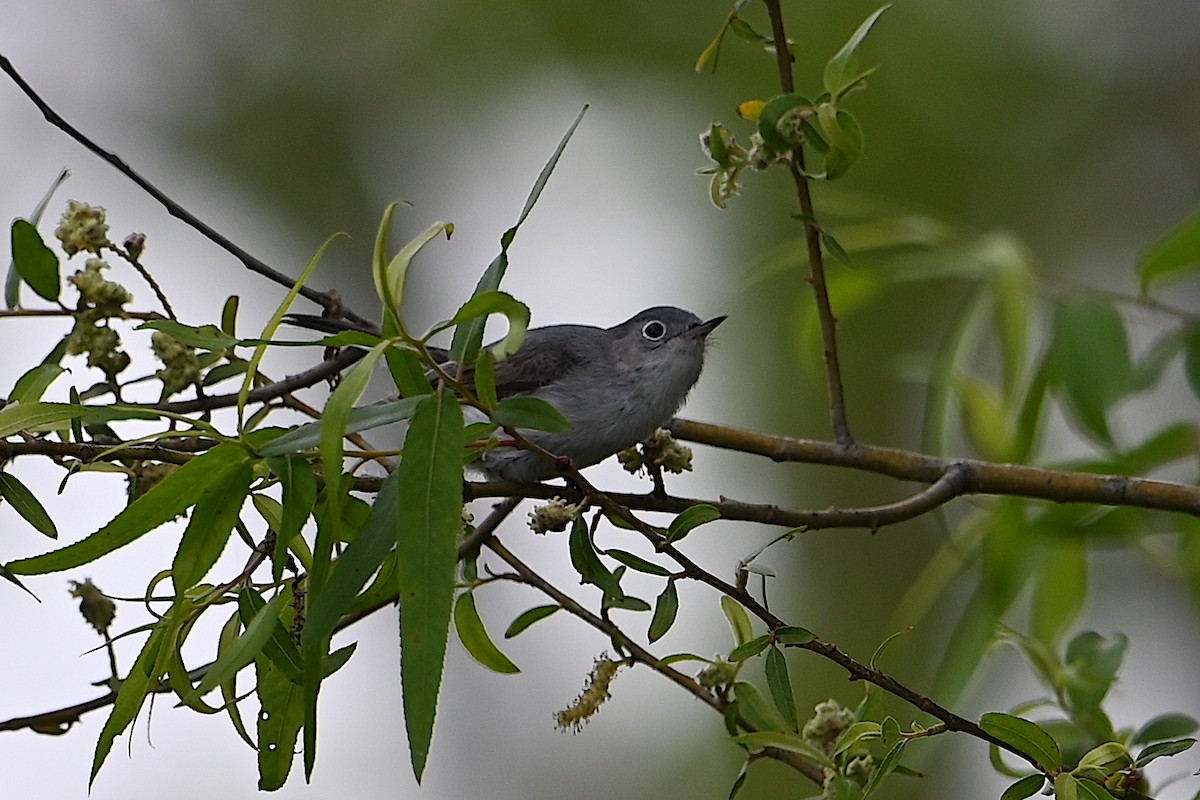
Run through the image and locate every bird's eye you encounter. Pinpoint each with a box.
[641,320,666,341]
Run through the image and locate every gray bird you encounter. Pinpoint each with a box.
[289,306,725,481]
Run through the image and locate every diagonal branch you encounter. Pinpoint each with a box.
[0,52,371,329]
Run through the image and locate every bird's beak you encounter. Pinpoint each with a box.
[691,315,727,337]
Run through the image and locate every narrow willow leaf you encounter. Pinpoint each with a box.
[998,773,1045,800]
[216,608,256,749]
[605,548,672,577]
[267,455,317,582]
[1048,298,1130,445]
[731,730,835,768]
[1134,737,1195,768]
[1131,713,1198,745]
[258,396,420,457]
[568,516,622,600]
[823,5,890,101]
[732,682,792,735]
[862,739,908,798]
[720,596,754,647]
[453,592,519,674]
[10,219,60,301]
[373,211,453,331]
[979,712,1064,771]
[0,471,57,538]
[304,471,401,649]
[832,721,882,757]
[90,628,164,786]
[7,443,250,575]
[450,105,586,366]
[238,589,304,686]
[185,591,289,703]
[7,169,68,308]
[172,459,253,592]
[429,289,530,360]
[255,652,305,791]
[395,389,465,781]
[504,605,560,638]
[136,319,239,351]
[1030,541,1087,646]
[9,364,65,404]
[764,647,797,731]
[775,626,816,645]
[729,634,772,662]
[666,503,721,543]
[491,396,571,433]
[1137,210,1200,292]
[648,581,679,643]
[727,759,750,800]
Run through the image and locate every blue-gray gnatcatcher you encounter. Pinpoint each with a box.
[290,306,725,481]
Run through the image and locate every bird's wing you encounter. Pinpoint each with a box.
[455,334,585,399]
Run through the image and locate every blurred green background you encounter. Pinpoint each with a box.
[2,1,1200,798]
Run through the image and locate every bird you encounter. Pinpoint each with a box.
[287,306,725,481]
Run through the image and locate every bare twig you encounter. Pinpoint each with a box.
[761,0,853,444]
[0,52,371,329]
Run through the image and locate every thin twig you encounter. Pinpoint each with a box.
[761,0,853,444]
[0,52,371,329]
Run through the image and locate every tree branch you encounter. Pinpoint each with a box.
[761,0,853,445]
[0,52,371,329]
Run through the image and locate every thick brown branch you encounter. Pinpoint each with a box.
[671,419,1200,517]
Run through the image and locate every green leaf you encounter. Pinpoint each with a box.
[666,503,721,543]
[431,289,530,361]
[832,721,882,757]
[731,730,835,768]
[999,774,1045,800]
[756,93,812,153]
[504,604,560,638]
[373,211,453,333]
[764,647,797,731]
[255,649,305,790]
[1183,327,1200,402]
[238,589,304,686]
[604,548,672,577]
[491,395,572,433]
[184,591,289,703]
[648,580,679,643]
[7,169,69,309]
[216,609,256,749]
[258,396,420,457]
[303,472,402,650]
[172,459,253,592]
[1073,741,1130,779]
[9,364,65,404]
[823,5,890,101]
[732,682,798,735]
[10,219,60,301]
[979,712,1063,771]
[449,105,586,366]
[775,626,816,645]
[727,760,749,800]
[267,455,317,582]
[1030,540,1087,646]
[862,739,908,798]
[729,634,772,662]
[827,776,865,800]
[136,319,239,351]
[453,592,520,674]
[1064,631,1127,717]
[568,516,622,600]
[0,471,57,538]
[1134,737,1195,768]
[7,443,250,575]
[721,596,754,647]
[1073,776,1118,800]
[1131,713,1198,745]
[1137,210,1200,292]
[395,388,465,781]
[1047,298,1130,445]
[90,627,164,786]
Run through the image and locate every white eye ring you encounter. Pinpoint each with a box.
[641,320,667,341]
